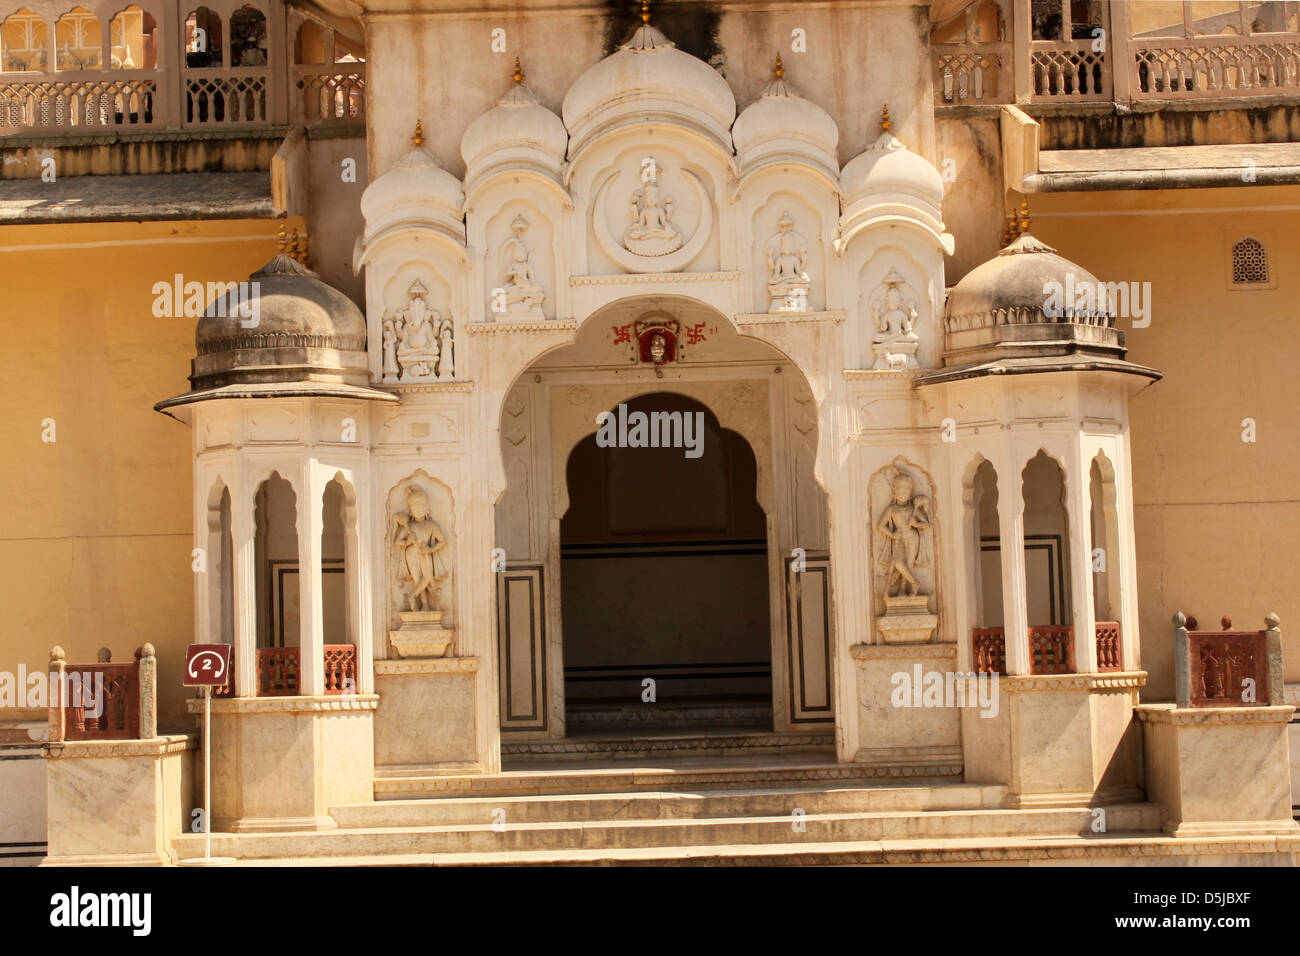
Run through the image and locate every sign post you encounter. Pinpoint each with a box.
[178,644,236,866]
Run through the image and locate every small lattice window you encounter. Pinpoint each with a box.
[1232,237,1269,285]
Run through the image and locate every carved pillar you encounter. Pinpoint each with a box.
[1114,431,1142,670]
[997,441,1029,674]
[232,469,258,697]
[1066,438,1097,672]
[297,459,326,696]
[349,472,375,695]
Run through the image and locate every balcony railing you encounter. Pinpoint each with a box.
[1028,624,1074,674]
[972,626,1007,674]
[291,64,364,125]
[256,644,356,696]
[1133,34,1300,97]
[971,625,1082,675]
[934,45,1009,104]
[48,644,157,742]
[1095,621,1122,672]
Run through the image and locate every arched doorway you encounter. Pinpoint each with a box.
[560,392,772,731]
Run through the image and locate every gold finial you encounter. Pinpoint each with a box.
[1017,198,1030,235]
[773,52,784,80]
[640,1,650,24]
[276,220,287,253]
[880,104,891,133]
[1002,210,1016,245]
[299,232,311,269]
[412,119,424,148]
[512,57,523,84]
[289,228,301,262]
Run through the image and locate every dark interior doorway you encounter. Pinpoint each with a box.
[560,392,773,732]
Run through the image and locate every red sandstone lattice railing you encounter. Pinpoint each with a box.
[47,644,157,742]
[257,646,300,696]
[323,643,357,694]
[1183,615,1271,707]
[972,626,1007,674]
[256,644,356,696]
[1095,621,1122,672]
[1029,624,1074,674]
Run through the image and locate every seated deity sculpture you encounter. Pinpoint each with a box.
[623,160,683,256]
[870,268,922,370]
[765,212,812,312]
[381,279,455,383]
[498,214,546,320]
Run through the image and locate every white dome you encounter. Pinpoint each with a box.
[732,60,838,180]
[840,125,944,212]
[561,20,736,160]
[361,126,465,244]
[461,65,568,186]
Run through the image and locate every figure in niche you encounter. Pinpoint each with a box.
[1201,644,1226,700]
[765,211,812,312]
[381,279,456,383]
[392,485,450,613]
[624,158,683,256]
[875,472,931,598]
[497,214,546,320]
[870,267,921,370]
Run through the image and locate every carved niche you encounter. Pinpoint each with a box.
[591,155,714,273]
[493,213,547,321]
[866,267,923,370]
[764,211,811,313]
[869,456,939,643]
[385,474,456,657]
[381,279,456,384]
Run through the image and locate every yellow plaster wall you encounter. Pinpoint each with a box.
[1029,186,1300,698]
[0,216,299,729]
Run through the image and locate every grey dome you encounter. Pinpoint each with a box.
[190,253,369,391]
[942,233,1123,368]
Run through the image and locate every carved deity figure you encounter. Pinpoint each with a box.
[392,485,450,613]
[381,279,455,383]
[765,212,812,312]
[875,473,932,598]
[499,214,546,319]
[649,332,667,364]
[869,267,922,370]
[623,159,683,256]
[1201,643,1227,700]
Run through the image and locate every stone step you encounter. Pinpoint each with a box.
[335,782,1013,827]
[564,697,773,730]
[500,729,834,762]
[374,757,959,798]
[226,833,1300,867]
[172,804,1164,860]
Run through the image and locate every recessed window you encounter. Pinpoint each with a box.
[1231,236,1269,285]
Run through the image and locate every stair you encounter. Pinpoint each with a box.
[499,728,834,763]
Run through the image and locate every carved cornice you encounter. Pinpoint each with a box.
[998,671,1147,693]
[44,734,197,759]
[1135,703,1294,725]
[199,332,366,354]
[736,311,846,325]
[945,306,1116,334]
[568,271,741,286]
[467,319,578,334]
[383,381,475,394]
[850,642,956,661]
[186,695,379,715]
[375,657,480,676]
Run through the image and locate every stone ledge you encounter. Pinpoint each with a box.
[998,671,1146,693]
[569,271,740,286]
[1135,703,1294,725]
[735,310,846,325]
[375,657,479,676]
[467,319,578,333]
[849,642,957,660]
[185,695,379,715]
[44,733,196,759]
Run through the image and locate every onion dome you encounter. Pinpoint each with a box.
[360,120,466,249]
[732,54,839,182]
[155,227,399,413]
[561,3,736,160]
[461,58,568,189]
[929,231,1158,381]
[840,106,944,216]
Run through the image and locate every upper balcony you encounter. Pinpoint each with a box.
[0,0,363,139]
[933,0,1300,114]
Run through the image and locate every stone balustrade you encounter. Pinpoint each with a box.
[255,644,356,696]
[47,643,156,742]
[1174,612,1283,708]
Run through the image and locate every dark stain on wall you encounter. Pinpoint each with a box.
[1037,104,1300,150]
[602,0,724,69]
